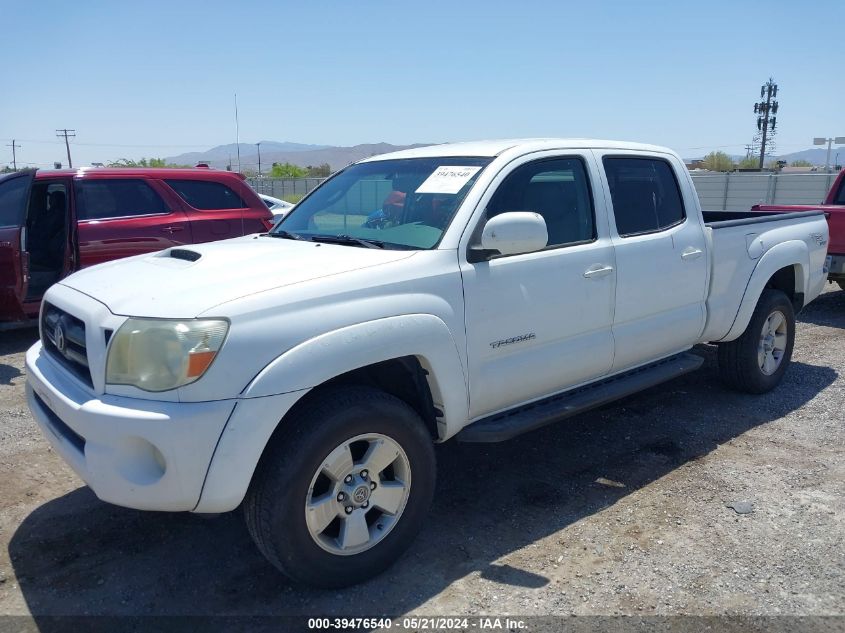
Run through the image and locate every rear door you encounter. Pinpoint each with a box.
[75,176,192,268]
[594,152,708,371]
[163,177,264,243]
[0,171,36,322]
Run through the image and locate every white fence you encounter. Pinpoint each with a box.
[690,173,838,211]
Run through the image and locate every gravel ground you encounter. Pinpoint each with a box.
[0,286,842,625]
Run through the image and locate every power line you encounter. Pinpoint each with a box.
[56,129,76,169]
[5,139,21,171]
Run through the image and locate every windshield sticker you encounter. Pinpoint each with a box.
[415,166,483,195]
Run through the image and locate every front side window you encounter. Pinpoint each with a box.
[76,179,167,220]
[278,157,491,249]
[165,179,246,210]
[603,157,685,237]
[487,157,596,248]
[0,174,30,227]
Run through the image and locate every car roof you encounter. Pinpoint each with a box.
[34,167,247,180]
[358,138,674,162]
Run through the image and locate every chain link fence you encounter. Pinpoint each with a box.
[246,177,325,201]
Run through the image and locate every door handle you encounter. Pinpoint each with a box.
[583,264,614,279]
[681,247,703,261]
[161,226,184,233]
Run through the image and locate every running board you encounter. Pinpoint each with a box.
[456,352,704,443]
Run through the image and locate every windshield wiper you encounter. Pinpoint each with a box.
[265,230,308,241]
[309,234,385,249]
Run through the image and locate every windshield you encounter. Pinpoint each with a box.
[275,157,492,249]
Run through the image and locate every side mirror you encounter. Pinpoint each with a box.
[470,212,548,261]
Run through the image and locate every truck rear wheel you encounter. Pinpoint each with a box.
[717,289,795,394]
[244,386,436,588]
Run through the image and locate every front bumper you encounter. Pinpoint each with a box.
[26,342,236,511]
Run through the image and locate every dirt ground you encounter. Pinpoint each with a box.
[0,287,843,625]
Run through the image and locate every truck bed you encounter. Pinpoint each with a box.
[699,209,829,344]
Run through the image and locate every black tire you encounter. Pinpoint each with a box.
[717,289,795,394]
[244,386,436,588]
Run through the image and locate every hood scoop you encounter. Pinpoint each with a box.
[167,248,202,262]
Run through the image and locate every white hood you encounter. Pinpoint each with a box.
[59,235,417,318]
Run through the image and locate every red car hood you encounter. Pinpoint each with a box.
[753,204,845,255]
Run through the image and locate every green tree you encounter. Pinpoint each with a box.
[737,157,759,169]
[790,159,813,167]
[306,163,332,178]
[270,162,308,178]
[701,151,734,172]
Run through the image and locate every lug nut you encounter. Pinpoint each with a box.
[362,501,369,508]
[345,506,353,514]
[360,470,369,479]
[344,475,353,484]
[337,492,345,502]
[370,482,377,490]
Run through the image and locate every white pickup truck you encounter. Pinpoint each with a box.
[25,139,829,587]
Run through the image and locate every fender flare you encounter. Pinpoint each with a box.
[242,313,469,435]
[719,240,808,342]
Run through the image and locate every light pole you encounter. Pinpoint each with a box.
[813,136,845,173]
[256,142,262,177]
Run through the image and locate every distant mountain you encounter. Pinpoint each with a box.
[775,148,841,166]
[165,141,433,171]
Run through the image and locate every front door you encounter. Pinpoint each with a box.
[596,152,708,371]
[461,154,616,419]
[0,171,35,323]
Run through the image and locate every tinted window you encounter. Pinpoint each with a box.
[603,157,685,236]
[76,179,167,220]
[487,157,595,248]
[0,175,31,227]
[835,177,845,205]
[165,179,246,210]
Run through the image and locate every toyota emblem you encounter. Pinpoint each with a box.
[54,323,66,354]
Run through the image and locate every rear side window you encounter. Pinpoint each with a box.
[165,179,246,210]
[0,175,30,227]
[603,157,685,237]
[76,179,167,220]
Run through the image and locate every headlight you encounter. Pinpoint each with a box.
[106,319,229,392]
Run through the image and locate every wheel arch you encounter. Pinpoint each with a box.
[720,240,808,342]
[194,315,467,513]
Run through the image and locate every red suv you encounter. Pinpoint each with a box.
[0,168,274,326]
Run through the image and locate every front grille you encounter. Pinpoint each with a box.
[41,302,93,388]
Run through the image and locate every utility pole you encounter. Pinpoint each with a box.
[753,79,778,169]
[6,139,21,171]
[56,129,76,168]
[256,142,262,176]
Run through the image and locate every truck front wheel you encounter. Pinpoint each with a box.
[244,386,436,587]
[717,289,795,394]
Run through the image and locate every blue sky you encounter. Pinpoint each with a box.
[2,0,843,167]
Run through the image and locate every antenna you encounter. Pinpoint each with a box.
[234,92,241,173]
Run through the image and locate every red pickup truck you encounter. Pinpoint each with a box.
[0,168,273,327]
[753,170,845,289]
